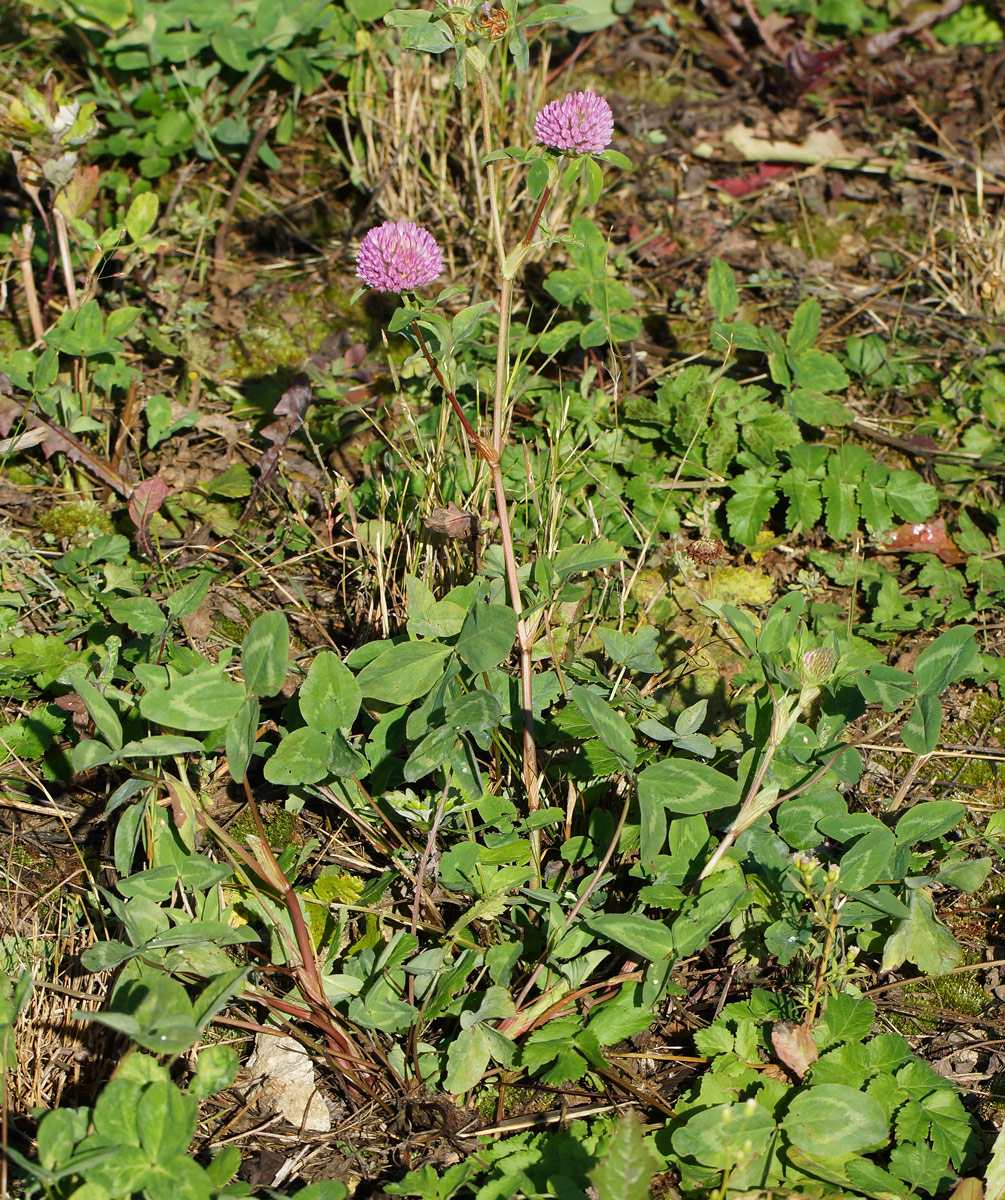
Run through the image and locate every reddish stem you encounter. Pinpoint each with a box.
[411,322,479,443]
[523,185,552,248]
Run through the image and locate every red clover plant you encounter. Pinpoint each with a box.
[354,12,628,873]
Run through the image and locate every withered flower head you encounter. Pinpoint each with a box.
[477,4,509,37]
[687,536,724,566]
[424,502,478,540]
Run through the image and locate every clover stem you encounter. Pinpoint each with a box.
[477,69,506,265]
[412,321,541,864]
[698,689,809,881]
[411,321,478,442]
[522,185,552,248]
[492,276,512,453]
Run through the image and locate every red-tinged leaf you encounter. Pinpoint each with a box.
[273,373,313,425]
[243,374,315,519]
[259,420,287,447]
[883,518,966,565]
[713,163,793,198]
[424,502,478,540]
[771,1020,819,1079]
[18,406,131,496]
[343,385,372,406]
[785,41,845,87]
[128,477,170,532]
[627,220,679,264]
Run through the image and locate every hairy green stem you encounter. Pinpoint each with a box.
[477,69,506,264]
[493,276,512,453]
[698,687,817,881]
[412,322,541,865]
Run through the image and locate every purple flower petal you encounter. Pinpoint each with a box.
[534,90,614,156]
[355,220,443,293]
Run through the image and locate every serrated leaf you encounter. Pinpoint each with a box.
[814,993,876,1048]
[859,461,893,532]
[726,471,778,545]
[885,470,940,522]
[521,1015,586,1084]
[822,470,859,540]
[586,995,655,1047]
[597,625,662,673]
[881,886,961,976]
[921,1087,977,1169]
[590,1114,660,1200]
[538,320,583,354]
[780,467,822,530]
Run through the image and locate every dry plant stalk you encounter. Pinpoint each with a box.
[334,49,569,269]
[0,859,114,1116]
[10,224,44,341]
[951,177,1005,316]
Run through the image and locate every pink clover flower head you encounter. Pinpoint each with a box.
[355,220,443,293]
[534,90,614,156]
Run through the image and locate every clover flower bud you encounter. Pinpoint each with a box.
[800,647,836,686]
[793,853,821,879]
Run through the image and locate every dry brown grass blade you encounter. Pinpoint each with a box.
[0,833,116,1120]
[0,397,131,497]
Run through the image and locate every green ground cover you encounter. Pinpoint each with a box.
[2,0,1005,1196]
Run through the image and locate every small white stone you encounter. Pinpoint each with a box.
[246,1034,331,1133]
